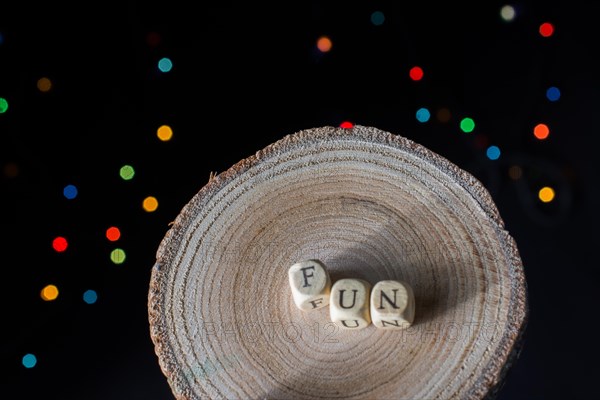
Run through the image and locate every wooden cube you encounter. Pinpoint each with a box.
[288,259,331,311]
[330,278,371,330]
[370,280,415,330]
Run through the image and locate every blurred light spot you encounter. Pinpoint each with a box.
[119,164,135,180]
[37,77,52,92]
[158,57,173,72]
[508,165,523,180]
[416,108,430,123]
[106,226,121,241]
[147,32,161,47]
[143,196,159,212]
[41,284,59,301]
[409,66,423,81]
[371,11,385,26]
[157,125,173,141]
[474,134,489,149]
[546,86,561,101]
[500,5,516,21]
[110,248,126,264]
[83,290,98,304]
[22,354,37,368]
[340,121,353,128]
[460,117,475,133]
[436,108,451,123]
[52,236,68,252]
[539,186,555,203]
[0,97,8,113]
[4,162,19,178]
[534,123,550,140]
[539,22,554,37]
[317,36,332,53]
[486,145,501,160]
[0,32,4,45]
[63,184,78,200]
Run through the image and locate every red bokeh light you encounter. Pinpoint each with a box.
[52,237,68,252]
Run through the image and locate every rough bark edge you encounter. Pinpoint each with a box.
[466,228,529,400]
[147,125,528,400]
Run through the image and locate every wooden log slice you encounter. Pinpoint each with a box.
[148,125,528,400]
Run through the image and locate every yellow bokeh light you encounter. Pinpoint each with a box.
[538,186,555,203]
[157,125,173,141]
[143,196,159,212]
[37,77,52,92]
[41,284,59,301]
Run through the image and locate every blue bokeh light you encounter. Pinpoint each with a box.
[63,184,78,200]
[546,86,561,101]
[416,107,431,123]
[22,353,37,368]
[158,57,173,73]
[486,145,501,160]
[371,11,385,26]
[83,290,98,304]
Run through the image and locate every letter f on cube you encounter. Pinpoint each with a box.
[288,260,331,311]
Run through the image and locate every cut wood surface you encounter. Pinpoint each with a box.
[148,125,528,400]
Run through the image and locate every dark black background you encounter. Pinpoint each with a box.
[1,1,598,399]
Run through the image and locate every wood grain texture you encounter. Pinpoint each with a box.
[148,125,528,400]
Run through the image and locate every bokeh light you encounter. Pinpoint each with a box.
[508,165,523,180]
[146,32,161,47]
[500,5,516,22]
[110,248,126,264]
[539,186,556,203]
[63,184,78,200]
[339,121,354,128]
[546,86,561,101]
[416,107,430,123]
[37,77,52,92]
[158,57,173,72]
[0,97,8,113]
[474,134,489,150]
[41,284,59,301]
[106,226,121,241]
[534,123,550,140]
[22,354,37,369]
[460,117,475,133]
[317,36,332,52]
[486,145,501,160]
[371,11,385,26]
[436,108,451,123]
[4,162,19,178]
[409,66,423,81]
[157,125,173,141]
[83,290,98,304]
[52,236,68,252]
[539,22,554,37]
[143,196,159,212]
[0,32,4,45]
[119,164,135,180]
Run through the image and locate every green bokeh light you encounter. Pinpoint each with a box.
[460,117,475,133]
[120,165,135,180]
[0,97,8,114]
[110,248,126,264]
